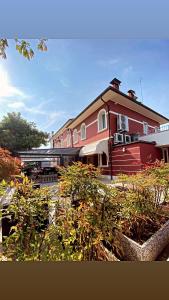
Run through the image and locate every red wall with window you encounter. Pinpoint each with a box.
[53,99,160,149]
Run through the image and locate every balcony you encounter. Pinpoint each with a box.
[139,124,169,147]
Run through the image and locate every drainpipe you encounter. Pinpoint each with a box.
[101,97,113,180]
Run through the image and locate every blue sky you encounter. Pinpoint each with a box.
[0,39,169,135]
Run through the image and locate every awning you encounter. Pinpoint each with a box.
[79,139,108,157]
[18,147,81,158]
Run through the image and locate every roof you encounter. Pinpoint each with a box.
[51,78,169,138]
[18,147,81,157]
[112,140,156,148]
[67,85,169,128]
[50,118,74,140]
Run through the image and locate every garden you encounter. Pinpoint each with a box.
[1,148,169,261]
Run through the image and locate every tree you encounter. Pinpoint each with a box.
[0,39,47,60]
[0,112,49,153]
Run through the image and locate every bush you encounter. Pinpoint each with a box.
[115,162,169,244]
[0,147,21,181]
[1,166,122,261]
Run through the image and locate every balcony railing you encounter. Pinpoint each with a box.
[158,124,169,132]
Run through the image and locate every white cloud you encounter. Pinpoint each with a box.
[44,111,67,129]
[97,58,119,67]
[7,101,25,109]
[0,64,26,99]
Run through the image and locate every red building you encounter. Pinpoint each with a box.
[50,78,169,179]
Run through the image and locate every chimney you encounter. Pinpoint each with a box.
[127,89,137,100]
[110,78,121,90]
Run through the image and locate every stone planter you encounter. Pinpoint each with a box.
[116,219,169,261]
[97,243,120,261]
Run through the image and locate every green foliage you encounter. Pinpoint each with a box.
[0,112,49,153]
[0,39,47,60]
[1,164,122,261]
[3,162,169,260]
[115,163,169,243]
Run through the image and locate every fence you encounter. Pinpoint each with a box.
[36,174,58,183]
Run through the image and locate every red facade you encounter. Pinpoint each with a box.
[51,78,168,177]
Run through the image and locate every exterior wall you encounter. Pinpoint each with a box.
[52,100,160,150]
[108,101,159,137]
[139,143,162,164]
[112,142,162,176]
[139,129,169,147]
[51,97,163,177]
[53,128,73,148]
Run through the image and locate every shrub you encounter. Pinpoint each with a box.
[115,163,169,244]
[0,147,21,181]
[1,168,122,261]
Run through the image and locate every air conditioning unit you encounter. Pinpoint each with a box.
[114,133,124,144]
[117,114,129,132]
[130,133,139,142]
[124,135,131,144]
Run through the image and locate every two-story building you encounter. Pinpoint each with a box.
[49,77,169,179]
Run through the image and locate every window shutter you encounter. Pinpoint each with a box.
[117,114,122,130]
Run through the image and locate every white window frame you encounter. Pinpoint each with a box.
[117,114,129,132]
[155,126,159,133]
[80,123,86,140]
[97,109,107,132]
[67,130,71,147]
[143,122,148,135]
[98,153,108,167]
[73,129,78,144]
[60,137,64,148]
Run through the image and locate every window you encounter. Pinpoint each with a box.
[60,136,64,147]
[73,129,78,144]
[155,126,159,133]
[67,130,71,146]
[99,152,108,167]
[143,122,148,135]
[117,114,129,132]
[81,123,86,140]
[98,109,107,132]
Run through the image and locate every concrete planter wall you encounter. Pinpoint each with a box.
[98,243,120,261]
[116,219,169,261]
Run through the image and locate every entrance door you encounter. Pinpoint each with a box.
[162,148,169,163]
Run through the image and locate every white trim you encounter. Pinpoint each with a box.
[113,159,141,162]
[113,170,142,173]
[112,153,140,158]
[86,119,97,128]
[80,123,86,140]
[73,110,156,136]
[112,147,140,153]
[97,109,107,132]
[143,121,148,135]
[109,110,156,129]
[73,128,78,144]
[98,153,109,167]
[113,164,142,167]
[66,131,71,147]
